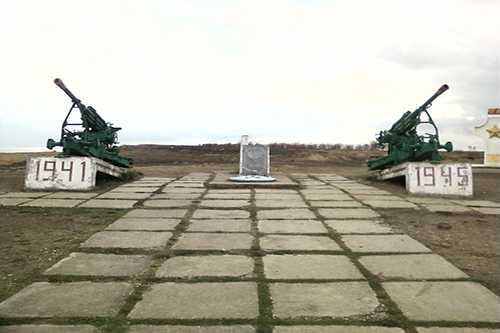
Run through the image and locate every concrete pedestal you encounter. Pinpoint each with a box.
[25,156,125,191]
[377,162,473,197]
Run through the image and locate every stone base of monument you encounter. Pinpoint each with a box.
[376,162,473,198]
[229,175,276,182]
[25,156,125,191]
[210,173,298,189]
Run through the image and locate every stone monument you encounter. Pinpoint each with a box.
[229,135,276,182]
[474,108,500,168]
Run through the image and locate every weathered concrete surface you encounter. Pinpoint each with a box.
[258,220,328,234]
[43,253,152,276]
[128,282,259,319]
[105,218,181,231]
[172,233,253,250]
[341,235,432,253]
[129,325,256,332]
[359,254,469,280]
[269,282,380,318]
[0,282,132,318]
[325,219,395,234]
[191,209,250,219]
[187,219,252,232]
[318,208,381,219]
[0,325,96,332]
[260,235,342,251]
[273,327,405,333]
[156,255,254,278]
[80,231,173,249]
[263,254,364,279]
[383,281,500,322]
[257,208,316,220]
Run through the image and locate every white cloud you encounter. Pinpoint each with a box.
[0,0,498,152]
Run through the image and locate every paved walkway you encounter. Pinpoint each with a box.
[0,173,499,332]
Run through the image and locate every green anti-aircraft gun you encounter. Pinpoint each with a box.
[47,78,133,168]
[367,84,453,170]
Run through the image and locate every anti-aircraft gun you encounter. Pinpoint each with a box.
[367,84,453,170]
[47,78,133,168]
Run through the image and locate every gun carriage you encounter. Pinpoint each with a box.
[47,78,133,168]
[367,84,453,170]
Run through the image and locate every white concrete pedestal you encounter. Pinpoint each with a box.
[25,156,125,191]
[377,162,473,197]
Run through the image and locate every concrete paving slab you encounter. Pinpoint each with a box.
[255,199,308,208]
[162,188,205,194]
[80,231,172,249]
[129,325,256,332]
[416,328,499,333]
[302,194,352,201]
[471,207,500,215]
[451,200,500,207]
[0,198,33,206]
[165,182,204,188]
[128,282,259,319]
[124,209,187,218]
[260,235,342,251]
[359,254,469,280]
[346,189,393,195]
[95,192,152,200]
[263,254,363,279]
[383,281,500,322]
[151,193,200,200]
[191,209,250,219]
[301,189,345,195]
[325,220,395,234]
[199,200,250,208]
[0,281,132,318]
[342,235,432,253]
[187,219,251,232]
[257,208,316,220]
[209,189,252,194]
[406,197,455,204]
[424,204,473,213]
[0,324,96,332]
[269,282,380,318]
[109,187,160,193]
[43,253,152,276]
[156,255,254,278]
[258,220,328,234]
[172,233,253,250]
[21,198,86,207]
[309,200,363,208]
[79,199,137,209]
[44,192,97,199]
[318,208,381,219]
[255,189,298,194]
[106,218,181,231]
[363,200,419,209]
[352,195,403,201]
[273,326,405,333]
[204,193,251,200]
[143,200,194,208]
[0,192,50,198]
[254,193,302,201]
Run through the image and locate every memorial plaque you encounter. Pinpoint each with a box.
[25,156,124,191]
[240,145,269,176]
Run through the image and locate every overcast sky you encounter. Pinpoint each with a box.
[0,0,498,152]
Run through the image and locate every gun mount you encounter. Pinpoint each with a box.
[47,78,133,168]
[367,84,453,170]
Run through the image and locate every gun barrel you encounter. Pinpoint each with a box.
[54,78,80,103]
[420,84,449,109]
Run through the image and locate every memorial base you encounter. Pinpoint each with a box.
[376,162,473,198]
[25,156,125,191]
[229,175,276,182]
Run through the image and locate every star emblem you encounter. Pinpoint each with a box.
[486,125,500,138]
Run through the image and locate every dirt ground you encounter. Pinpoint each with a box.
[0,145,498,302]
